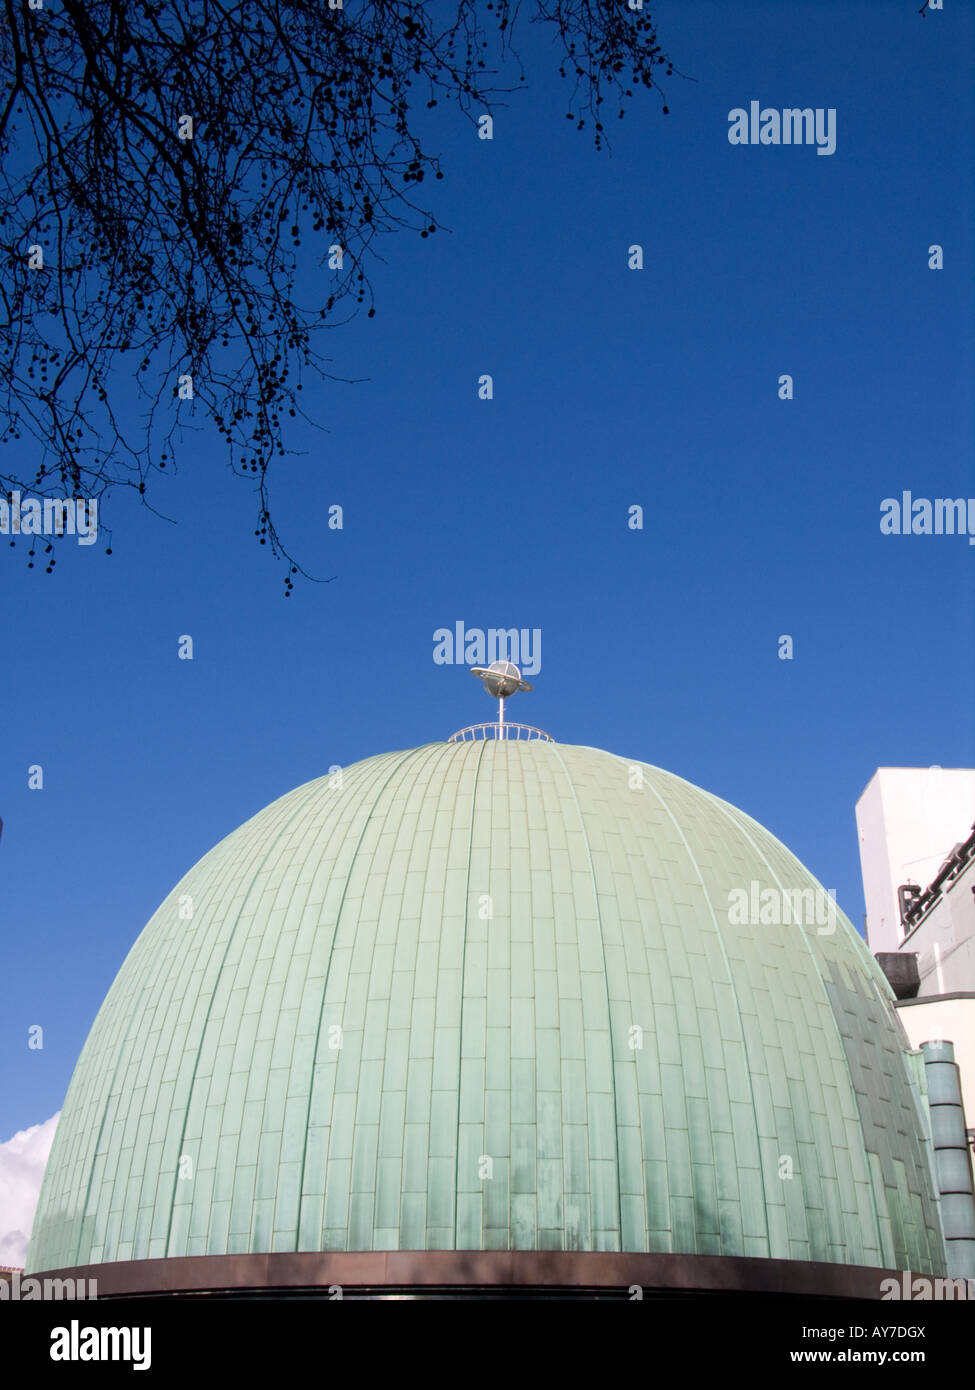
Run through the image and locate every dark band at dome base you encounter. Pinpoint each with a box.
[30,1250,908,1300]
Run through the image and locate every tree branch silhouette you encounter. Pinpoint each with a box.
[0,0,673,587]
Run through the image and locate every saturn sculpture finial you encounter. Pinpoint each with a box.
[471,660,532,740]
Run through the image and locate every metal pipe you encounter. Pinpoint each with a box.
[921,1039,975,1279]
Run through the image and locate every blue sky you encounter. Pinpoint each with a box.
[1,0,973,1147]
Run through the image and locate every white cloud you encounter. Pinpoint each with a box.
[0,1114,60,1268]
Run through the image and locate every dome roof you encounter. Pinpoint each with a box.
[28,740,945,1276]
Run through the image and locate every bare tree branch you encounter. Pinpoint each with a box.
[0,0,674,588]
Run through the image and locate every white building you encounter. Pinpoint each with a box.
[856,767,975,958]
[856,766,975,1167]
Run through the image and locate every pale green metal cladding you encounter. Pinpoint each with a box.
[28,741,946,1273]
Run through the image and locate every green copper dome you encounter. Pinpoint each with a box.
[28,740,946,1274]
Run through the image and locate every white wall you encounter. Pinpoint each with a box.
[903,859,975,997]
[856,768,975,954]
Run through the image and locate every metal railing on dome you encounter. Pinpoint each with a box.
[448,722,554,743]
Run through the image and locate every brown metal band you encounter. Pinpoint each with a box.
[27,1249,912,1298]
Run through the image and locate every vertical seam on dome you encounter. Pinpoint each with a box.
[65,785,313,1268]
[706,797,888,1268]
[293,744,439,1252]
[158,773,348,1260]
[548,744,625,1252]
[72,775,328,1267]
[607,753,774,1259]
[63,824,262,1267]
[454,736,490,1249]
[70,975,155,1266]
